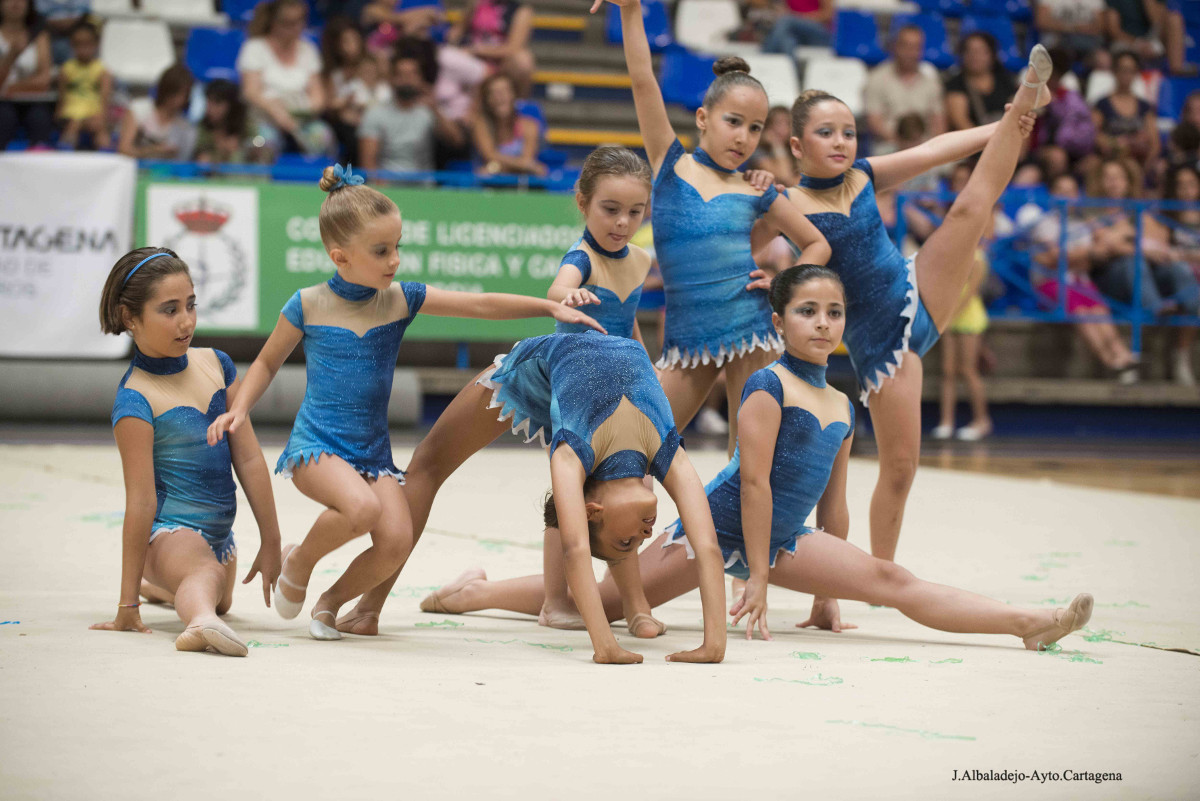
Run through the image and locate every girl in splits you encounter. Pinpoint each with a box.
[596,0,832,458]
[418,266,1094,653]
[206,165,604,641]
[93,248,282,656]
[752,47,1051,561]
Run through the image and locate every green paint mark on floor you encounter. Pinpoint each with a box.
[1065,652,1103,664]
[464,638,573,652]
[80,511,124,528]
[1099,600,1149,609]
[868,656,917,663]
[414,619,464,628]
[755,674,843,686]
[791,651,822,660]
[1021,574,1049,581]
[1082,628,1121,643]
[1034,597,1071,606]
[0,502,30,511]
[246,640,289,648]
[387,585,440,598]
[1038,560,1068,570]
[1042,551,1082,558]
[930,658,963,664]
[478,539,507,552]
[1104,539,1137,547]
[826,720,975,741]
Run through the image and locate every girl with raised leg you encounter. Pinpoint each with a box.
[421,266,1093,653]
[92,248,283,656]
[753,47,1051,560]
[206,165,604,641]
[594,0,831,459]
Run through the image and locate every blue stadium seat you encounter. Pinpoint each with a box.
[185,27,245,83]
[1159,75,1200,120]
[888,13,954,70]
[515,99,548,139]
[222,0,258,24]
[660,44,715,110]
[1181,0,1200,26]
[606,0,673,51]
[971,0,1033,23]
[834,10,886,66]
[913,0,966,18]
[959,15,1026,73]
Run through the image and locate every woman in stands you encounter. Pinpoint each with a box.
[752,48,1049,561]
[596,0,832,460]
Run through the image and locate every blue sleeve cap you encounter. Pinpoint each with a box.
[854,158,874,182]
[280,290,304,329]
[401,281,427,319]
[844,400,856,440]
[111,387,153,427]
[559,249,592,285]
[757,182,780,215]
[215,349,237,387]
[741,368,784,406]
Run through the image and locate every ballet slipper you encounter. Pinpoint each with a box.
[274,544,306,620]
[626,613,667,638]
[336,609,380,635]
[309,610,343,641]
[1023,44,1052,89]
[200,619,249,657]
[538,605,586,630]
[175,626,209,652]
[1023,593,1094,651]
[418,567,486,614]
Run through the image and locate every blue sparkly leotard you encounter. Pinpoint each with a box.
[652,140,783,369]
[277,273,426,480]
[111,347,240,564]
[664,351,853,579]
[481,331,681,481]
[785,159,940,405]
[554,228,651,340]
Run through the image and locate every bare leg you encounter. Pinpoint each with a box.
[957,333,991,433]
[144,529,246,656]
[338,374,512,627]
[916,57,1048,329]
[938,334,959,431]
[774,532,1087,648]
[657,361,720,433]
[723,347,779,457]
[539,526,585,629]
[140,579,174,606]
[866,352,923,561]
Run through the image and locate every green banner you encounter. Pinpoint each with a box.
[137,177,582,340]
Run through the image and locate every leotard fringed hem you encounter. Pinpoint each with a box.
[663,520,818,579]
[856,254,931,408]
[477,355,551,449]
[149,524,237,565]
[275,448,406,483]
[655,329,784,371]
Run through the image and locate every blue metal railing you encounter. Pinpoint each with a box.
[895,190,1200,356]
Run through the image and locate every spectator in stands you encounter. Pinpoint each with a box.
[761,0,834,55]
[1104,0,1196,75]
[945,32,1018,131]
[471,71,544,176]
[33,0,87,65]
[0,0,54,150]
[195,79,254,164]
[447,0,535,98]
[1167,90,1200,168]
[363,0,446,39]
[1035,0,1108,68]
[749,105,798,184]
[321,16,388,163]
[359,51,459,173]
[1093,51,1159,165]
[394,35,481,167]
[1032,46,1097,171]
[117,63,197,160]
[56,20,109,150]
[1018,173,1141,382]
[1145,163,1200,383]
[237,0,336,159]
[864,24,945,156]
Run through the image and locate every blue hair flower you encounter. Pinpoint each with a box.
[331,163,366,190]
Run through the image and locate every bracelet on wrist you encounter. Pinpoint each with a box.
[118,602,140,608]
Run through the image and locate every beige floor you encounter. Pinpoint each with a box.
[1,441,1198,800]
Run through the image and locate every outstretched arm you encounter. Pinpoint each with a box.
[207,316,303,444]
[550,447,643,664]
[594,0,675,172]
[731,390,781,640]
[547,263,601,308]
[661,449,727,662]
[226,379,282,608]
[421,286,606,332]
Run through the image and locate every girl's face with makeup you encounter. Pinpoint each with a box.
[792,99,858,179]
[697,85,769,170]
[127,273,197,358]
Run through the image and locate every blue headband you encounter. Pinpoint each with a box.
[122,252,171,286]
[330,162,365,190]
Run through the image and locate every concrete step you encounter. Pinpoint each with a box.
[540,99,695,130]
[545,127,693,149]
[532,40,630,70]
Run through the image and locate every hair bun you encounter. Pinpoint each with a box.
[712,56,750,77]
[319,165,340,193]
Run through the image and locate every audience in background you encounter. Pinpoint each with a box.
[1104,0,1195,75]
[865,24,945,155]
[359,50,458,173]
[1169,91,1200,168]
[447,0,535,98]
[56,19,108,150]
[761,0,834,54]
[1032,46,1097,171]
[393,34,481,167]
[1093,51,1159,166]
[471,72,543,176]
[195,78,254,164]
[321,16,386,163]
[0,0,54,150]
[34,0,88,65]
[749,105,798,184]
[1035,0,1108,69]
[945,32,1018,130]
[117,63,196,160]
[237,0,335,158]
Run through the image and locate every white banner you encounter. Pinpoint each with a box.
[146,185,260,332]
[0,153,136,358]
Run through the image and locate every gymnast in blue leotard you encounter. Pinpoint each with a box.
[206,164,604,641]
[94,247,282,657]
[753,56,1050,562]
[549,147,653,343]
[600,0,832,458]
[339,331,730,664]
[435,265,1095,653]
